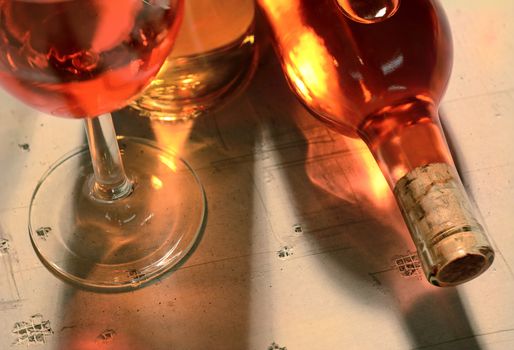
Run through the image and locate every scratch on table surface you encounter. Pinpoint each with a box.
[212,113,229,151]
[17,143,30,151]
[96,329,116,343]
[207,132,349,171]
[59,325,77,332]
[368,250,423,284]
[442,87,514,104]
[277,246,294,260]
[268,341,287,350]
[392,251,423,280]
[0,205,30,214]
[411,327,514,350]
[11,314,53,346]
[368,267,397,288]
[305,217,374,235]
[35,227,52,240]
[461,161,514,175]
[0,236,22,310]
[0,237,9,253]
[173,243,354,275]
[209,152,256,168]
[262,148,357,172]
[209,137,324,169]
[249,170,281,245]
[292,224,303,234]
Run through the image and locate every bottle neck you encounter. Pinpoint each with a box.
[358,99,453,187]
[358,99,494,286]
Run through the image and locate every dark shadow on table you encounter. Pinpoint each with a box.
[242,50,483,349]
[51,47,482,350]
[54,63,261,350]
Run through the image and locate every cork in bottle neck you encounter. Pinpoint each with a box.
[394,163,494,286]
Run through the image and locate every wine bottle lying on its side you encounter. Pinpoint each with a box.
[257,0,494,286]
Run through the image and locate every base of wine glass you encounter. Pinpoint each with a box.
[28,136,206,291]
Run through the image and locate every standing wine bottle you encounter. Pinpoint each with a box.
[257,0,494,286]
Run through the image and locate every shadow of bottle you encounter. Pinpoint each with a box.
[244,49,483,349]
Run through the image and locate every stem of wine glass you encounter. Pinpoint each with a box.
[84,113,133,202]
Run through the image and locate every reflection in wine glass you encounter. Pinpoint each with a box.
[258,0,494,286]
[0,0,206,291]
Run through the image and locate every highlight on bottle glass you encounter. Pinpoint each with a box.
[130,0,259,121]
[257,0,494,286]
[0,0,206,291]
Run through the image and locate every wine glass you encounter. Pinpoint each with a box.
[258,0,494,286]
[0,0,206,291]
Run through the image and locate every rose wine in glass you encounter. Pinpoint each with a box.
[257,0,494,286]
[0,0,206,291]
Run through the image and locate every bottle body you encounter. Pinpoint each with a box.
[258,0,494,285]
[131,0,259,121]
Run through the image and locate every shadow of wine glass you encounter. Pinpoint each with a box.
[54,84,261,348]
